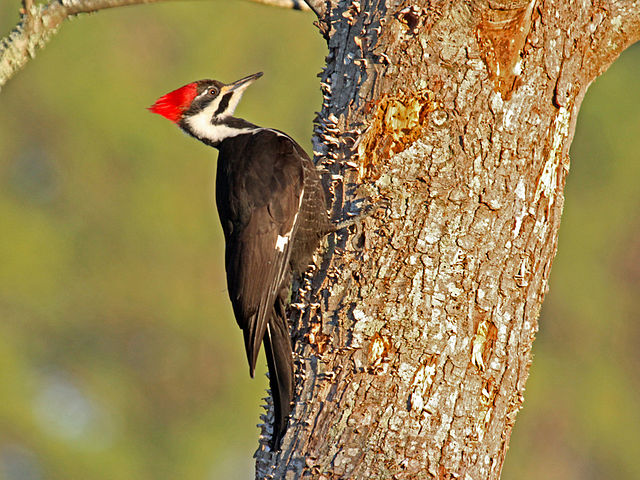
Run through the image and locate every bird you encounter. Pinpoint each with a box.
[148,72,336,450]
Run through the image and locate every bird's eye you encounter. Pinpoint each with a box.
[208,87,218,96]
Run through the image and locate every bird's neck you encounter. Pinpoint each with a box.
[180,114,259,148]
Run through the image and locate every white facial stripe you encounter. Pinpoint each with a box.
[186,109,256,143]
[184,83,255,143]
[194,89,211,101]
[185,108,295,145]
[219,85,251,118]
[206,92,225,117]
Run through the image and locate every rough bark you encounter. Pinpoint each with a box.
[254,0,640,478]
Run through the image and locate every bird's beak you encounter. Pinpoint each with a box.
[227,72,263,92]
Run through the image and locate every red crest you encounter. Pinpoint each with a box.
[148,83,198,123]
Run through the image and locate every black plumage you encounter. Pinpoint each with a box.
[150,73,331,449]
[217,129,331,447]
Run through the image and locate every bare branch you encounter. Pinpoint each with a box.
[0,0,172,91]
[0,0,314,92]
[302,0,325,18]
[246,0,311,10]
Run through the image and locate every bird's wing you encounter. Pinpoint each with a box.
[226,202,299,375]
[218,133,304,375]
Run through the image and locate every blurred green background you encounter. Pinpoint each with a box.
[0,2,638,479]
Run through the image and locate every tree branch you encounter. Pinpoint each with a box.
[301,0,325,18]
[0,0,163,91]
[0,0,313,92]
[248,0,311,10]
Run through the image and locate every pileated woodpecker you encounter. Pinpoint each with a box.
[149,72,333,449]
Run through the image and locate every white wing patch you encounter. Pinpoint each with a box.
[274,188,304,253]
[275,234,289,252]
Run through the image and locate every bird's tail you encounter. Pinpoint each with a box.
[263,307,294,450]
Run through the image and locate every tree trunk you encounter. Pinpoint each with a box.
[255,0,640,478]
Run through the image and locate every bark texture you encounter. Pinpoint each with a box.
[255,0,640,478]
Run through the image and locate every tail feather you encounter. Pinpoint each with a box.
[263,312,294,450]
